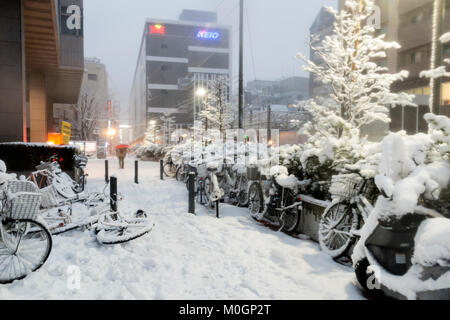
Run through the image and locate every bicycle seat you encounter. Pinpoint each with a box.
[207,162,219,172]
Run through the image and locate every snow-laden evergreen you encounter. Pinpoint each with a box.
[298,0,414,141]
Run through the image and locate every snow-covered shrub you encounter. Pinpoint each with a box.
[136,144,169,161]
[278,145,304,179]
[422,114,450,216]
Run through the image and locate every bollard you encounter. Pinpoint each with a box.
[110,176,117,212]
[135,160,139,184]
[105,160,109,183]
[188,172,195,215]
[216,201,220,219]
[160,159,164,180]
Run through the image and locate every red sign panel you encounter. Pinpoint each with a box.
[149,24,166,35]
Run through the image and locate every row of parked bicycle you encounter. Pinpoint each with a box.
[162,153,450,299]
[0,155,152,284]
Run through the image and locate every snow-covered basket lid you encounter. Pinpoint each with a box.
[269,166,288,177]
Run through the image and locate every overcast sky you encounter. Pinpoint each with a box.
[83,0,337,121]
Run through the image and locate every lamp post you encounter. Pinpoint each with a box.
[196,87,207,152]
[107,128,116,157]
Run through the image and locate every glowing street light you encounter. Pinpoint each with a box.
[196,87,207,97]
[107,128,116,136]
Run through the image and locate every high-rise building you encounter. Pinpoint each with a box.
[0,0,84,143]
[129,10,232,141]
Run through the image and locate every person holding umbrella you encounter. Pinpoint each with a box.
[115,144,129,169]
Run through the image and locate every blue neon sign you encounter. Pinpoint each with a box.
[196,30,220,40]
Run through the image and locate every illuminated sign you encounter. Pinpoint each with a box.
[196,30,220,40]
[149,24,166,35]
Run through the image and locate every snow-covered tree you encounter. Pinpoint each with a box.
[144,121,161,145]
[297,0,415,140]
[160,113,176,145]
[71,87,107,141]
[420,31,450,112]
[198,76,234,134]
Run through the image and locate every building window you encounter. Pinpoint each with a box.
[444,43,450,55]
[88,74,98,81]
[161,90,168,95]
[161,65,168,71]
[442,82,450,106]
[409,51,423,64]
[161,43,168,49]
[411,11,424,24]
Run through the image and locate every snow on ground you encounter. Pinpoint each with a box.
[0,158,364,300]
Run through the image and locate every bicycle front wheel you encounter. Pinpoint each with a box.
[248,182,264,218]
[280,190,300,233]
[176,166,185,182]
[319,201,359,259]
[96,217,153,244]
[163,163,176,178]
[0,219,52,284]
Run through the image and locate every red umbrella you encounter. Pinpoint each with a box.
[115,144,130,150]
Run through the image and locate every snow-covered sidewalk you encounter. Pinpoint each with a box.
[0,158,364,300]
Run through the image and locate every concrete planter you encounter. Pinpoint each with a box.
[296,194,330,242]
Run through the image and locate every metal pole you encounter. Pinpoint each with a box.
[105,160,109,183]
[216,201,220,219]
[267,105,272,143]
[160,159,164,180]
[135,160,139,184]
[238,0,244,129]
[430,0,445,115]
[110,176,117,212]
[188,172,195,214]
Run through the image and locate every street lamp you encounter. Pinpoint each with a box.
[196,87,207,97]
[107,128,116,157]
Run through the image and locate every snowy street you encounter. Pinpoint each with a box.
[0,158,365,300]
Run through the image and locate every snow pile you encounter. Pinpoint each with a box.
[440,32,450,44]
[0,160,6,173]
[0,159,364,300]
[269,165,289,177]
[413,218,450,267]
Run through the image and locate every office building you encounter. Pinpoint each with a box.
[129,9,232,141]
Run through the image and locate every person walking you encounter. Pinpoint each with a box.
[115,145,129,169]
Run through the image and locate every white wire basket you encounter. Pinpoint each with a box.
[330,174,362,200]
[3,181,42,220]
[41,184,60,209]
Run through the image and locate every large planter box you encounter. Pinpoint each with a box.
[296,194,330,242]
[0,143,79,179]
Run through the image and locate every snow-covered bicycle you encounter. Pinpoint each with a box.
[318,168,378,259]
[0,180,52,284]
[248,166,303,233]
[40,182,153,244]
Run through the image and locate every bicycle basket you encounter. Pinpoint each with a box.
[247,166,260,181]
[330,174,362,200]
[7,180,39,194]
[3,193,42,221]
[41,184,60,209]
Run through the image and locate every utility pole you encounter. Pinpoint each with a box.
[238,0,244,129]
[430,0,445,115]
